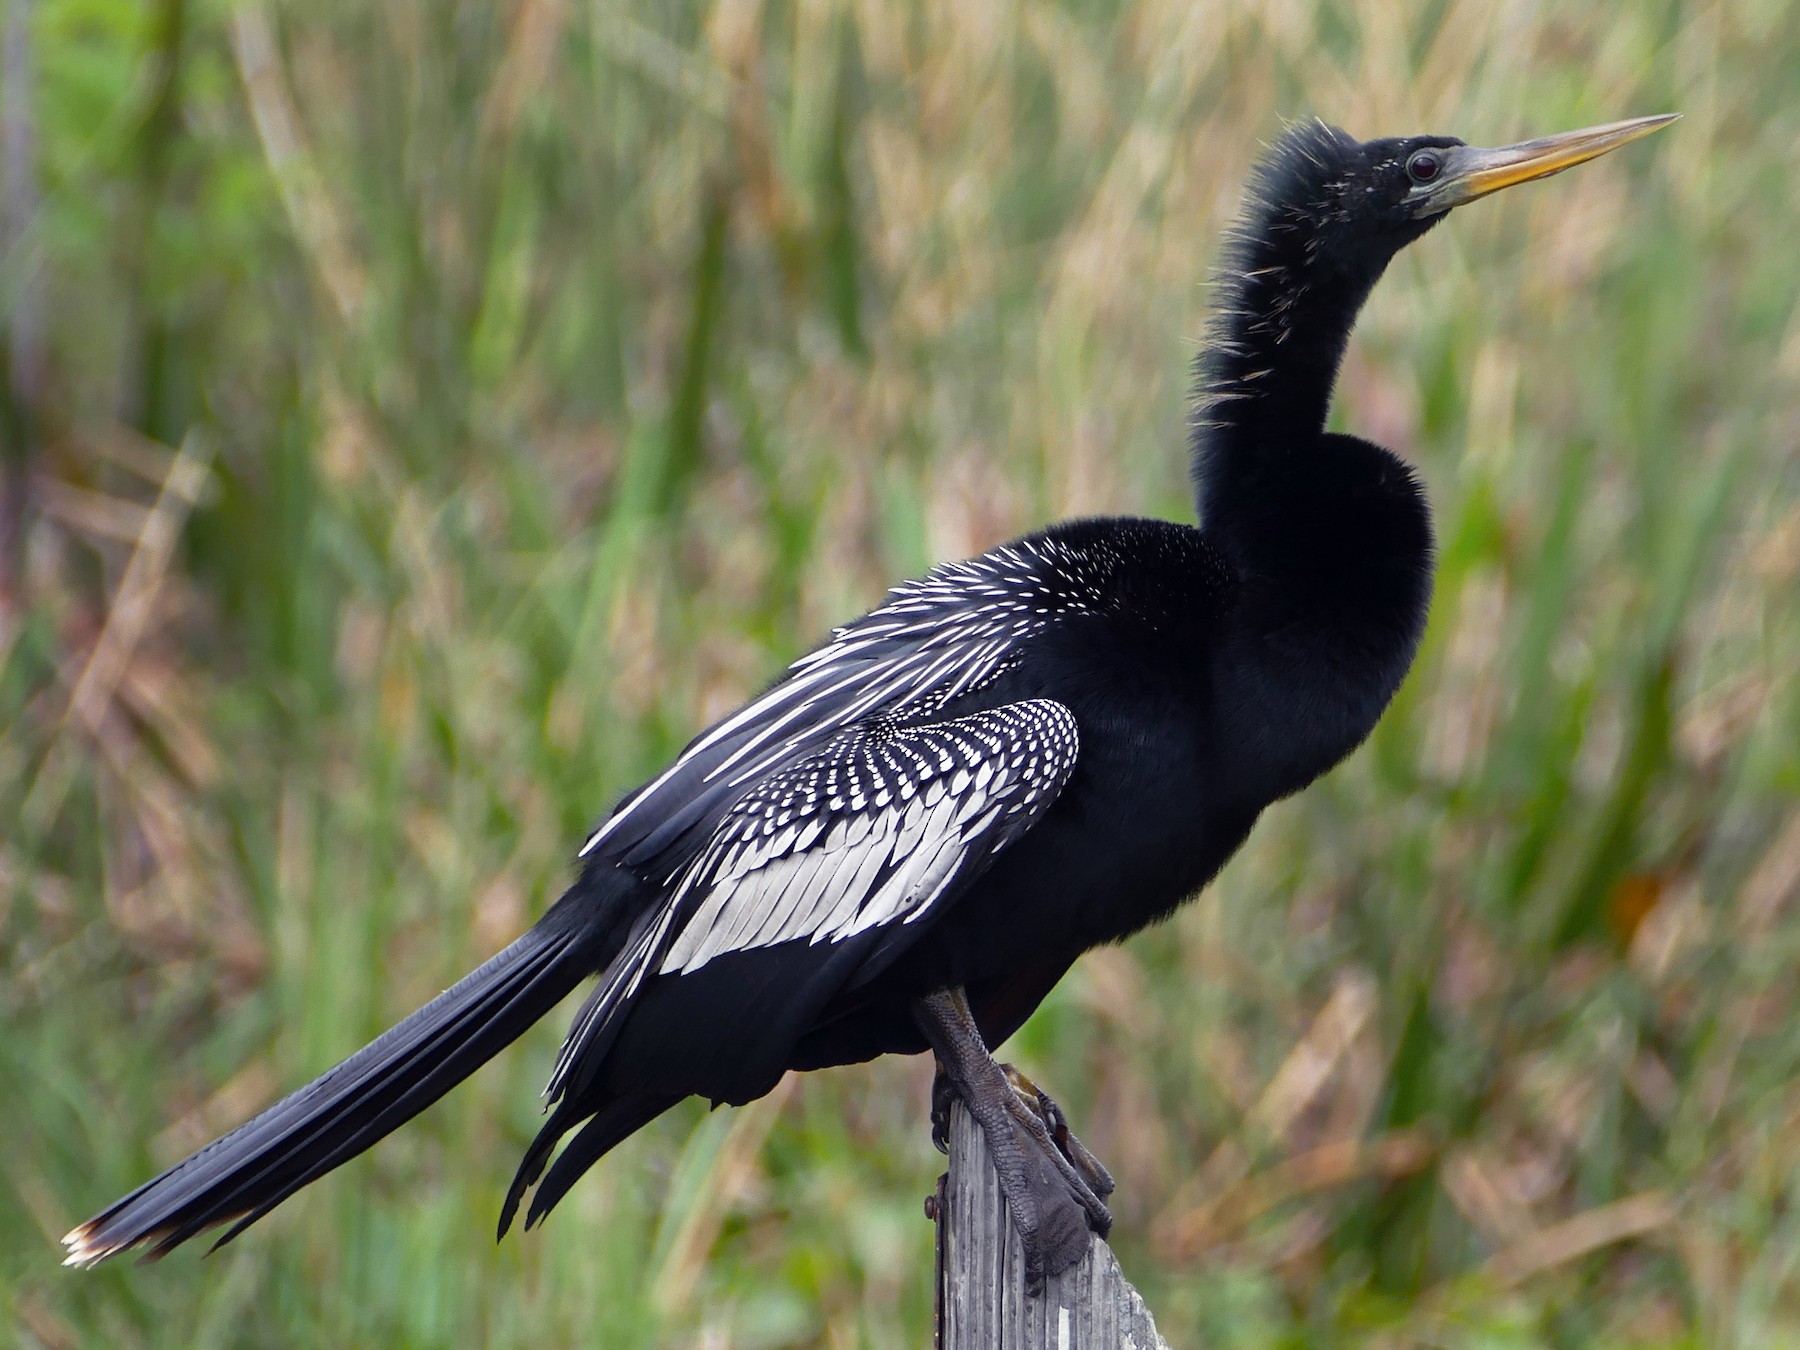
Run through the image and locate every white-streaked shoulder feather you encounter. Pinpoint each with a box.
[577,537,1096,870]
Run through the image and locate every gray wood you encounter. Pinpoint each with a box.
[934,1098,1172,1349]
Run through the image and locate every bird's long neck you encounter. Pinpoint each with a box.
[1188,222,1384,524]
[1195,266,1369,452]
[1185,122,1423,533]
[1184,125,1434,680]
[1185,188,1434,790]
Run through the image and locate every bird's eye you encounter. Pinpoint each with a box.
[1406,150,1444,185]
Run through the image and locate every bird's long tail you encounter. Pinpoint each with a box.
[63,892,607,1267]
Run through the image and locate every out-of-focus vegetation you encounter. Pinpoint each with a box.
[3,0,1797,1344]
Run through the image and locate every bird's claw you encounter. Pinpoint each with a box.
[930,1061,954,1155]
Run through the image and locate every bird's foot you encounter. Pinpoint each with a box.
[998,1062,1116,1207]
[974,1073,1113,1292]
[928,1057,1111,1288]
[913,989,1115,1293]
[930,1056,1115,1208]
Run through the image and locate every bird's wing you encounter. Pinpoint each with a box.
[545,697,1079,1102]
[660,699,1078,972]
[579,538,1082,877]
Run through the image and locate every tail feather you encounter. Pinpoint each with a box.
[63,911,599,1267]
[497,1090,681,1239]
[195,941,583,1254]
[525,1095,680,1231]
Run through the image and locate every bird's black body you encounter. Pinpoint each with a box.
[65,113,1673,1277]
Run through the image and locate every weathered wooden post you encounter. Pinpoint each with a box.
[932,1099,1171,1348]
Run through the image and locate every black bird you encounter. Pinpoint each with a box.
[65,113,1674,1285]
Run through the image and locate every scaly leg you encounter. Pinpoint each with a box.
[913,988,1113,1291]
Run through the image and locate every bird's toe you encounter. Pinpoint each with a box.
[986,1080,1111,1289]
[998,1062,1117,1208]
[1020,1187,1098,1292]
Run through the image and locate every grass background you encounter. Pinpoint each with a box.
[4,0,1799,1344]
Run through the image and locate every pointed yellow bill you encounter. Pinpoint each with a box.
[1411,113,1679,216]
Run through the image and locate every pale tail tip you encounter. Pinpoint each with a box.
[61,1224,119,1269]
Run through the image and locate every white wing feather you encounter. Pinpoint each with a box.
[656,700,1078,976]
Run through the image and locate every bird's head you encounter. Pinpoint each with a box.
[1193,112,1676,509]
[1244,115,1679,283]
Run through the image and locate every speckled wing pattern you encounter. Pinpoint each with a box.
[658,700,1080,974]
[544,701,1078,1103]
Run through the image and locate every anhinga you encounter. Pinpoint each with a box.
[65,113,1675,1286]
